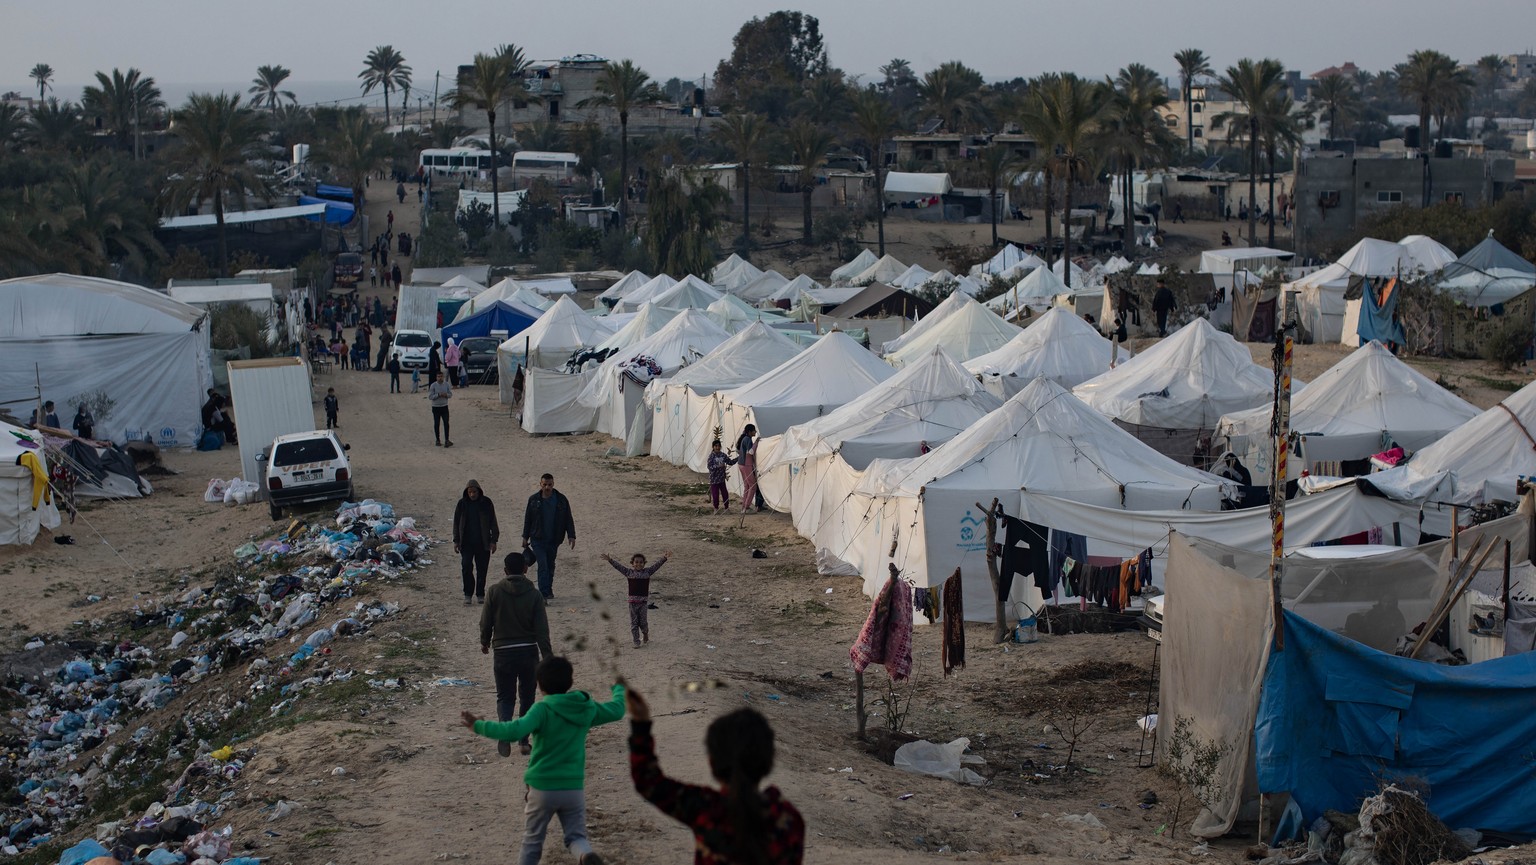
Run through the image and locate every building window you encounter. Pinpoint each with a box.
[549,99,559,118]
[1192,103,1203,114]
[1376,190,1403,204]
[1166,116,1178,127]
[916,147,934,161]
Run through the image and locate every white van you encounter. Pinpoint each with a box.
[393,329,434,370]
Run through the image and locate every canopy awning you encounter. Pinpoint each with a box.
[158,203,329,230]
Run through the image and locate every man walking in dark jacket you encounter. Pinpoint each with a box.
[454,479,500,604]
[480,551,552,757]
[522,473,576,601]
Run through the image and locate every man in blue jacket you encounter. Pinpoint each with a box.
[523,473,576,601]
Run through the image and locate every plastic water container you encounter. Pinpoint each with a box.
[1013,615,1038,644]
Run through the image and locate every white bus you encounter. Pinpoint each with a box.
[419,147,494,177]
[511,150,581,183]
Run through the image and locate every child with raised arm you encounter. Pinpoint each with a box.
[460,657,623,865]
[600,550,671,648]
[626,687,805,864]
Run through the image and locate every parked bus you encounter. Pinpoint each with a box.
[418,147,494,177]
[511,150,580,184]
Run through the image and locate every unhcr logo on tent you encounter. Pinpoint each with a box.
[956,509,987,553]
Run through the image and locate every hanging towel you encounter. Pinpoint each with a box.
[850,573,913,681]
[18,451,50,509]
[1049,530,1087,590]
[1001,515,1051,598]
[941,569,965,677]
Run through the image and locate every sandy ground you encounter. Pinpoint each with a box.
[2,196,1532,865]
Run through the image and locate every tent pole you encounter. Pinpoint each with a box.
[1269,323,1293,652]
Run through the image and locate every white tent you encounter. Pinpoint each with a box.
[0,425,61,545]
[1102,255,1133,274]
[1051,258,1090,286]
[1218,341,1479,483]
[595,303,681,352]
[649,277,724,311]
[883,171,952,202]
[1074,316,1271,431]
[440,273,486,293]
[883,293,1021,367]
[711,254,763,290]
[1283,263,1354,344]
[1198,247,1295,274]
[969,243,1044,277]
[496,296,616,394]
[831,250,879,283]
[766,274,825,304]
[881,290,969,355]
[509,284,556,311]
[731,269,790,303]
[611,274,679,313]
[1437,233,1536,307]
[452,277,548,324]
[0,274,212,447]
[700,332,895,473]
[965,306,1132,397]
[850,254,910,285]
[833,378,1229,619]
[521,276,578,296]
[520,367,598,434]
[987,265,1067,316]
[1398,234,1458,272]
[706,294,786,332]
[917,269,983,297]
[648,322,805,467]
[597,270,652,304]
[756,346,1003,521]
[889,263,934,289]
[578,309,733,439]
[1364,377,1536,506]
[395,282,476,333]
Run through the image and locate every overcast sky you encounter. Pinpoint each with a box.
[5,0,1534,102]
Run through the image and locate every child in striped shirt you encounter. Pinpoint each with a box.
[601,550,671,648]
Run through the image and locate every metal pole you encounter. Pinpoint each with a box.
[1269,324,1293,650]
[432,71,439,126]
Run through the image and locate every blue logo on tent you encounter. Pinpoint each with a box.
[956,509,987,552]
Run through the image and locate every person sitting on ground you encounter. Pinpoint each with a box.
[627,687,805,864]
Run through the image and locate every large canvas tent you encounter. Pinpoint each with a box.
[496,295,616,394]
[883,293,1021,367]
[0,274,212,447]
[595,303,680,352]
[881,290,969,355]
[648,278,724,311]
[439,299,540,345]
[1074,317,1271,462]
[1363,376,1536,506]
[578,309,732,440]
[755,346,1003,520]
[597,270,652,305]
[0,424,61,545]
[849,254,910,285]
[964,306,1132,396]
[610,274,679,313]
[731,269,790,304]
[711,254,763,291]
[648,323,805,468]
[1437,232,1536,307]
[698,332,894,473]
[705,294,787,332]
[832,378,1229,620]
[830,250,878,283]
[969,243,1044,278]
[1218,340,1478,483]
[986,265,1068,317]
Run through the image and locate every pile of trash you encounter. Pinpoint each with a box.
[1256,785,1478,865]
[0,499,434,859]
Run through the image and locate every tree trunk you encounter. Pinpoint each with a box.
[1042,175,1055,269]
[488,110,500,229]
[1266,144,1277,247]
[1185,86,1194,154]
[1063,161,1075,290]
[740,163,751,254]
[1248,116,1259,246]
[802,183,813,242]
[385,87,392,130]
[618,111,629,224]
[1122,159,1134,259]
[215,189,229,278]
[874,159,886,256]
[989,180,999,247]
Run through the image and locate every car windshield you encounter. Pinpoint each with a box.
[338,254,362,266]
[273,438,339,467]
[462,338,498,354]
[395,333,431,347]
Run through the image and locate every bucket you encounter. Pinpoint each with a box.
[1013,615,1038,644]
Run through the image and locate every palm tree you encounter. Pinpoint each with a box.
[1474,54,1507,112]
[1396,49,1469,153]
[1173,49,1213,155]
[849,89,898,256]
[29,63,53,101]
[448,52,527,229]
[359,45,412,127]
[710,113,769,257]
[1019,73,1107,289]
[82,68,164,159]
[917,61,985,132]
[645,170,728,277]
[784,120,834,242]
[161,93,268,277]
[796,74,852,128]
[26,98,86,152]
[577,59,652,224]
[318,109,392,203]
[974,143,1026,248]
[1308,74,1360,140]
[50,158,165,276]
[1099,63,1176,257]
[249,65,296,117]
[0,103,24,152]
[1215,58,1286,245]
[1257,89,1304,245]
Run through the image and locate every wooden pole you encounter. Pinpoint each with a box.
[1269,325,1293,650]
[855,670,866,739]
[1503,539,1512,624]
[1450,506,1459,558]
[977,498,1008,643]
[1411,538,1498,659]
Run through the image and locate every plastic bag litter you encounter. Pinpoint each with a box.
[893,737,986,785]
[268,800,298,821]
[203,478,234,503]
[223,479,260,506]
[1137,713,1158,733]
[1058,812,1106,830]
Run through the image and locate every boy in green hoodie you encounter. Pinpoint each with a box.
[460,657,623,865]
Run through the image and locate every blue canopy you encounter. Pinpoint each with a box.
[297,195,356,225]
[1257,612,1536,835]
[440,300,540,345]
[315,183,354,202]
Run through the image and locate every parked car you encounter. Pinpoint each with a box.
[459,336,501,383]
[333,252,364,288]
[258,430,353,521]
[393,329,433,370]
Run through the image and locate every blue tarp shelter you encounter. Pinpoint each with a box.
[297,195,356,225]
[1356,277,1405,347]
[315,184,354,202]
[1256,612,1536,835]
[440,299,540,345]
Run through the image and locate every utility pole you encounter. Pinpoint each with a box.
[432,71,439,126]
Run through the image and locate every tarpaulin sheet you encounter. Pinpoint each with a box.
[314,184,354,202]
[1256,611,1536,835]
[297,195,356,224]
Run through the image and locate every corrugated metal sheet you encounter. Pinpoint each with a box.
[228,357,316,486]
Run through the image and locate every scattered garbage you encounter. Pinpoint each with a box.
[0,497,435,857]
[268,800,299,822]
[1136,713,1158,733]
[1057,813,1107,830]
[892,738,987,786]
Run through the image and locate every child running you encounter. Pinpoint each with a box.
[626,687,805,864]
[600,550,671,648]
[461,657,623,865]
[705,440,736,513]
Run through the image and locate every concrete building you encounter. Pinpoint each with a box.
[890,133,1037,171]
[1292,155,1517,257]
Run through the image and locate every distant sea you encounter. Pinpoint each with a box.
[4,80,438,113]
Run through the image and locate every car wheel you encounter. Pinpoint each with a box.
[347,483,355,501]
[269,502,283,521]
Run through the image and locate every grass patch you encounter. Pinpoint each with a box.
[775,599,838,628]
[658,482,709,499]
[1465,374,1524,392]
[698,527,778,550]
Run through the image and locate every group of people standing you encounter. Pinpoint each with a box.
[452,475,803,864]
[705,425,768,514]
